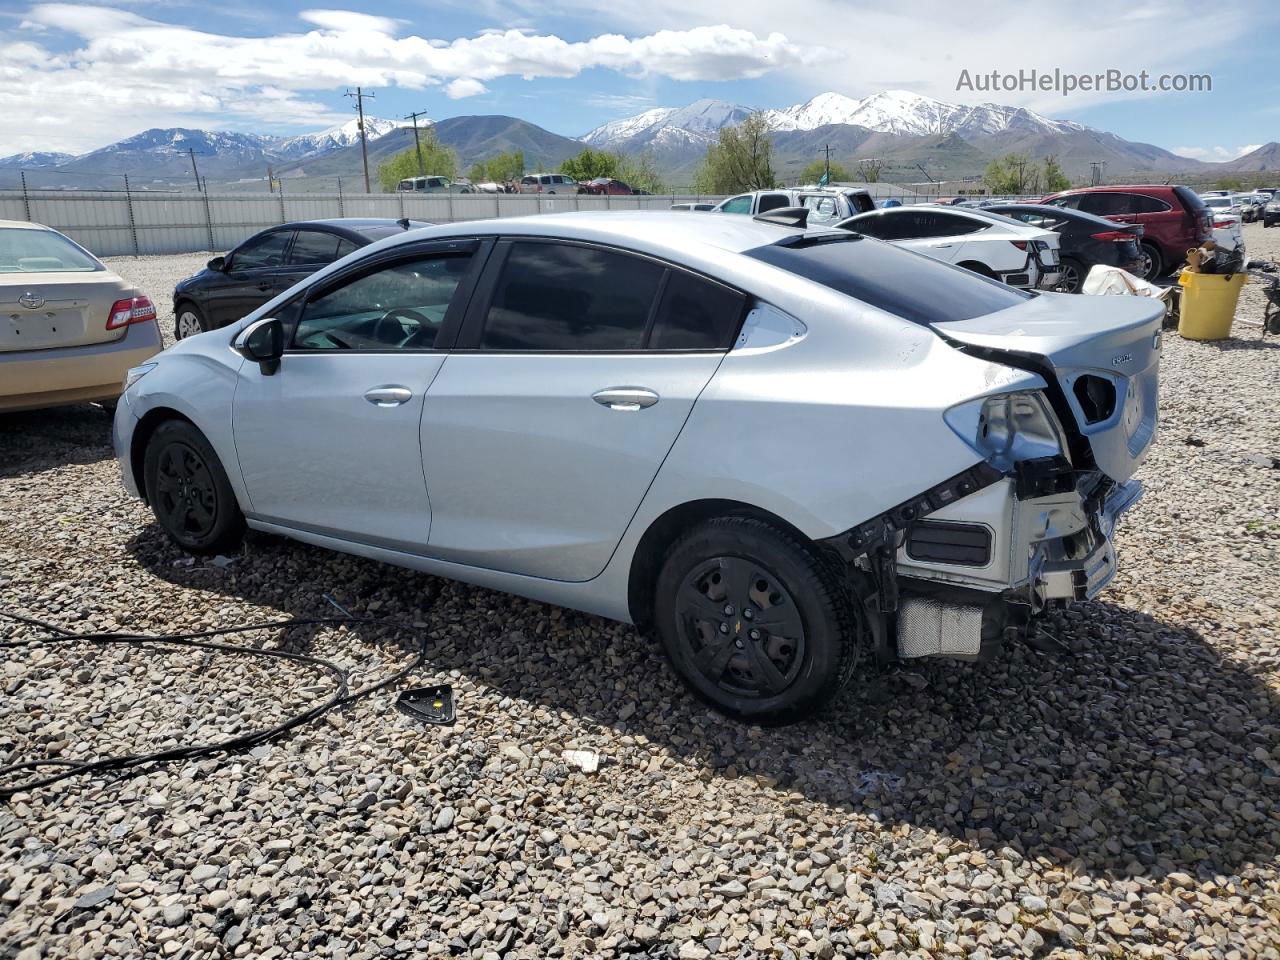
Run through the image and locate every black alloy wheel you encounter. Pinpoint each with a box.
[144,420,245,555]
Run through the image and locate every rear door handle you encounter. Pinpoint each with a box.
[364,386,413,407]
[592,387,659,411]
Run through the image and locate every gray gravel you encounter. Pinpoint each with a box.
[2,227,1279,959]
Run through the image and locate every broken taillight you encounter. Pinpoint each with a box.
[106,295,157,330]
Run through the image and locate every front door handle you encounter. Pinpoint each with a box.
[592,387,659,411]
[364,386,413,407]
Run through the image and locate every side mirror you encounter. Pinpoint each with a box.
[207,255,226,272]
[235,317,283,375]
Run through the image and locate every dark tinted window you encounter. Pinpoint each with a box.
[925,212,988,236]
[481,242,663,351]
[1173,185,1209,216]
[292,254,472,351]
[841,211,899,239]
[650,272,746,350]
[289,230,341,265]
[335,238,360,258]
[745,235,1031,327]
[758,193,791,213]
[1130,194,1171,214]
[232,230,293,270]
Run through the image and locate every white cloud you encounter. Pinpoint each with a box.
[444,77,487,98]
[1173,143,1262,160]
[0,4,823,154]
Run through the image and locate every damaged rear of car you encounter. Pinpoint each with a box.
[730,230,1159,678]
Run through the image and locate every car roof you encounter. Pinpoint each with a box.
[0,219,52,231]
[270,218,430,239]
[1049,185,1174,195]
[367,210,820,257]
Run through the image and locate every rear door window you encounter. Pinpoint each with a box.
[719,195,753,214]
[757,193,791,213]
[1076,193,1130,216]
[479,242,664,351]
[649,271,747,350]
[288,230,342,266]
[1130,194,1172,214]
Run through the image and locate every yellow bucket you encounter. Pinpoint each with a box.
[1177,271,1246,341]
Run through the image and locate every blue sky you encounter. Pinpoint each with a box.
[0,0,1275,160]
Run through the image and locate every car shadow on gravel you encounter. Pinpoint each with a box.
[127,526,1280,885]
[0,405,115,479]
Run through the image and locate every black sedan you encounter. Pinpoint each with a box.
[173,218,431,339]
[982,204,1144,293]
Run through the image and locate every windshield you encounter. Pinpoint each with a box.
[745,234,1031,327]
[1204,197,1233,209]
[0,228,102,273]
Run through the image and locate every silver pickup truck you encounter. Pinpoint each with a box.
[711,188,877,225]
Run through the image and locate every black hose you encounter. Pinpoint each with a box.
[0,606,430,800]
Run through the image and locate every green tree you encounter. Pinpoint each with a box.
[559,147,619,182]
[692,112,776,194]
[1040,155,1071,193]
[799,158,853,185]
[376,130,459,191]
[984,153,1034,194]
[468,150,525,184]
[614,152,666,194]
[1215,175,1245,191]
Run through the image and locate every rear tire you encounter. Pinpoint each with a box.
[958,261,996,280]
[1138,242,1164,281]
[175,303,210,340]
[144,419,245,555]
[652,517,862,724]
[1056,256,1086,293]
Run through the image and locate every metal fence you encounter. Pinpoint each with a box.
[0,189,729,258]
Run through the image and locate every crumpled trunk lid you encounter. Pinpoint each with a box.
[931,291,1164,483]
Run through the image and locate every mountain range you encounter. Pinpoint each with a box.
[3,90,1276,191]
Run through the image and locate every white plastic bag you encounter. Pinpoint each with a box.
[1081,264,1166,298]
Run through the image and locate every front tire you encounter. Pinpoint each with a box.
[652,517,861,723]
[175,303,210,340]
[143,420,245,555]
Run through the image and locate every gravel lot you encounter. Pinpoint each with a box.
[2,227,1279,960]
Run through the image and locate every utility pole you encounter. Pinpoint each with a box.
[404,109,430,177]
[188,148,203,192]
[346,87,376,193]
[820,144,831,184]
[1090,161,1107,186]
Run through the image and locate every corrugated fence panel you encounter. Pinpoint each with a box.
[0,190,731,256]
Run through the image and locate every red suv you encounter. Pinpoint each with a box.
[1039,184,1211,280]
[577,177,635,196]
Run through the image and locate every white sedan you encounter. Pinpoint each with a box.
[836,206,1061,289]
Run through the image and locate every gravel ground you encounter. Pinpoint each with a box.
[2,228,1279,960]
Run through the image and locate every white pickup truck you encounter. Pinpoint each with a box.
[711,188,876,225]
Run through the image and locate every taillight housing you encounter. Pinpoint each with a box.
[1091,230,1136,242]
[106,295,156,330]
[1010,240,1029,251]
[1213,219,1234,229]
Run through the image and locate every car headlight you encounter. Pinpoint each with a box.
[944,390,1068,471]
[122,362,157,391]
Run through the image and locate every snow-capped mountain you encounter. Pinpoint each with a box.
[276,117,406,160]
[0,151,75,169]
[587,89,1091,147]
[582,99,751,148]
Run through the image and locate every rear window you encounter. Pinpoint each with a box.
[745,234,1031,327]
[1173,185,1208,216]
[0,228,102,273]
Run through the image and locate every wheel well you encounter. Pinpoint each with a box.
[958,260,995,277]
[626,499,814,630]
[129,408,196,502]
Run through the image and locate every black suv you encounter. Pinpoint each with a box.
[172,219,430,339]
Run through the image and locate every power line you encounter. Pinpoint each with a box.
[345,87,376,193]
[404,109,431,178]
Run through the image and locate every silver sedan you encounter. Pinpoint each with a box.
[114,210,1161,722]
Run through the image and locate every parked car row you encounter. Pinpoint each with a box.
[108,208,1161,722]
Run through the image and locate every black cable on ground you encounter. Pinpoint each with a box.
[0,606,431,800]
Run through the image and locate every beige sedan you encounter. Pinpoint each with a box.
[1,220,161,413]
